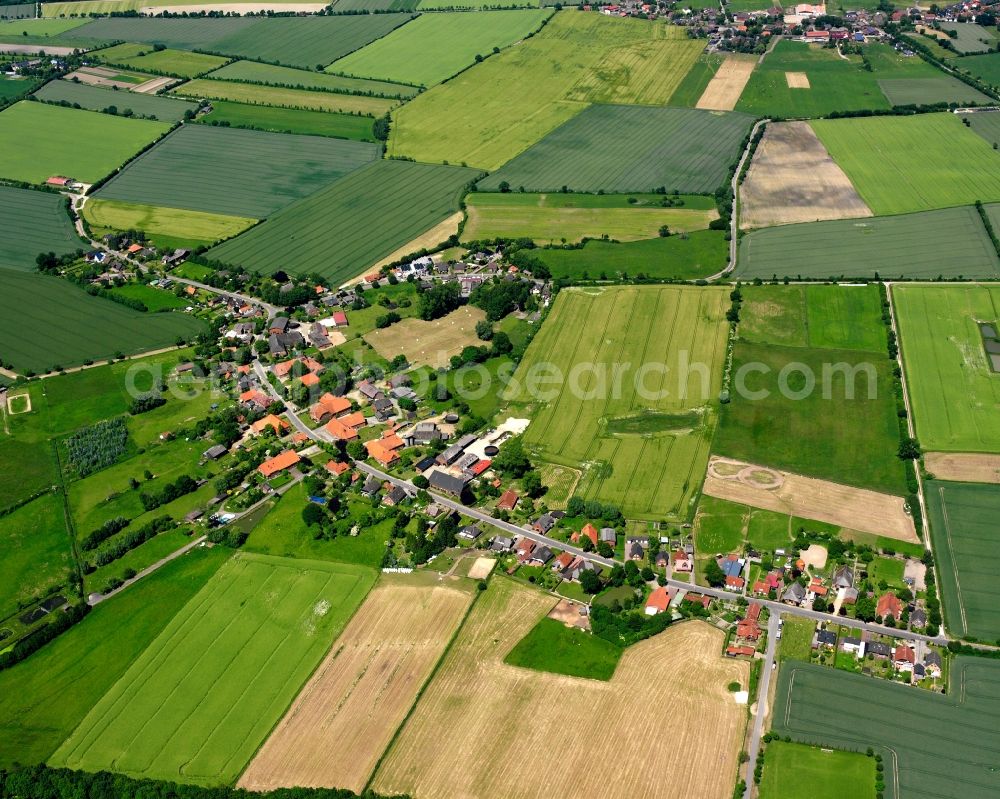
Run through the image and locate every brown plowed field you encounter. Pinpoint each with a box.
[924,452,1000,484]
[740,121,873,229]
[238,577,474,792]
[372,577,747,799]
[696,55,756,111]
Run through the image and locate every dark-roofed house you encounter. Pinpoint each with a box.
[458,524,483,541]
[529,545,553,566]
[362,476,381,498]
[628,541,644,560]
[532,514,555,534]
[832,566,855,589]
[427,469,469,497]
[490,535,514,552]
[815,629,837,649]
[414,456,437,473]
[868,641,892,659]
[782,582,806,605]
[909,608,927,629]
[203,444,227,460]
[382,485,407,507]
[924,651,942,678]
[600,527,616,544]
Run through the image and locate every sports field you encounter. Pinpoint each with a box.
[925,481,1000,641]
[207,159,479,283]
[52,553,375,785]
[95,43,228,78]
[0,101,168,184]
[0,547,229,769]
[463,192,718,244]
[64,14,416,69]
[329,10,552,87]
[505,286,729,520]
[0,272,205,373]
[759,741,876,799]
[171,78,397,116]
[206,59,418,98]
[736,40,889,118]
[736,206,1000,280]
[478,105,753,194]
[364,305,486,368]
[773,659,1000,799]
[240,575,474,792]
[372,578,747,799]
[96,124,378,218]
[811,113,1000,215]
[84,198,255,249]
[196,100,376,141]
[33,78,198,121]
[388,12,706,170]
[531,229,727,281]
[714,284,906,496]
[0,185,82,271]
[894,284,1000,452]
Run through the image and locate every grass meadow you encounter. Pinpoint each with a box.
[894,284,1000,452]
[506,286,729,520]
[877,75,991,106]
[0,272,205,373]
[714,284,906,495]
[925,481,1000,641]
[208,59,418,98]
[772,659,1000,799]
[196,100,377,141]
[759,741,876,799]
[329,10,552,87]
[388,12,704,170]
[207,159,479,283]
[967,110,1000,148]
[959,53,1000,89]
[95,45,228,78]
[505,616,622,680]
[0,546,229,769]
[171,78,397,116]
[531,229,727,280]
[478,104,753,194]
[52,553,375,785]
[96,124,378,218]
[811,113,1000,215]
[84,198,256,250]
[938,22,998,55]
[736,206,1000,280]
[463,192,717,244]
[33,79,198,121]
[0,101,169,184]
[0,185,83,271]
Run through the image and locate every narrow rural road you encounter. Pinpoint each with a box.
[88,534,208,606]
[743,612,781,799]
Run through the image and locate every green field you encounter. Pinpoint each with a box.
[42,0,324,13]
[52,553,375,784]
[107,283,189,312]
[777,615,815,662]
[207,159,478,282]
[96,124,377,218]
[464,192,717,244]
[94,43,229,78]
[0,272,205,373]
[759,741,876,799]
[65,14,416,69]
[33,79,198,121]
[959,53,1000,89]
[206,58,418,98]
[0,101,169,184]
[0,546,229,769]
[84,197,256,250]
[329,10,551,87]
[812,113,1000,215]
[938,22,998,55]
[772,659,1000,799]
[0,185,83,271]
[925,481,1000,641]
[388,12,705,170]
[530,229,727,281]
[736,206,1000,280]
[244,482,393,569]
[0,75,36,102]
[736,40,889,118]
[878,76,992,106]
[0,491,73,624]
[479,104,753,194]
[505,616,622,680]
[505,286,729,520]
[172,78,397,117]
[695,494,747,555]
[197,99,376,141]
[894,284,1000,452]
[0,3,35,19]
[667,53,722,107]
[714,285,905,495]
[966,110,1000,148]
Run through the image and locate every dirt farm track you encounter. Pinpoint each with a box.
[371,578,747,799]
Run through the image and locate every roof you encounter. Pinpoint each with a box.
[250,414,287,435]
[579,523,598,547]
[325,418,358,441]
[300,372,320,388]
[310,393,351,421]
[816,629,837,645]
[554,552,574,569]
[877,592,904,619]
[339,411,366,430]
[894,644,915,663]
[645,586,672,613]
[427,469,468,496]
[365,440,399,467]
[470,459,492,476]
[258,449,300,478]
[325,460,349,477]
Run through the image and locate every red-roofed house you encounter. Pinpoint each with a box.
[250,414,288,436]
[365,439,399,467]
[726,575,745,590]
[325,418,358,441]
[645,586,673,615]
[726,645,756,658]
[239,389,270,410]
[893,644,915,672]
[552,552,574,572]
[497,490,519,511]
[274,359,299,379]
[672,550,693,573]
[736,618,761,641]
[877,593,904,621]
[310,393,351,423]
[331,312,349,327]
[576,523,598,547]
[379,433,404,451]
[338,411,366,430]
[300,372,320,388]
[259,449,300,479]
[325,460,350,477]
[470,459,492,476]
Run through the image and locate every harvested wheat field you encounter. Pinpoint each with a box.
[925,452,1000,484]
[467,557,496,580]
[704,456,918,543]
[238,575,474,792]
[372,577,747,799]
[364,305,487,368]
[360,211,464,283]
[740,121,873,229]
[785,71,810,88]
[696,55,756,111]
